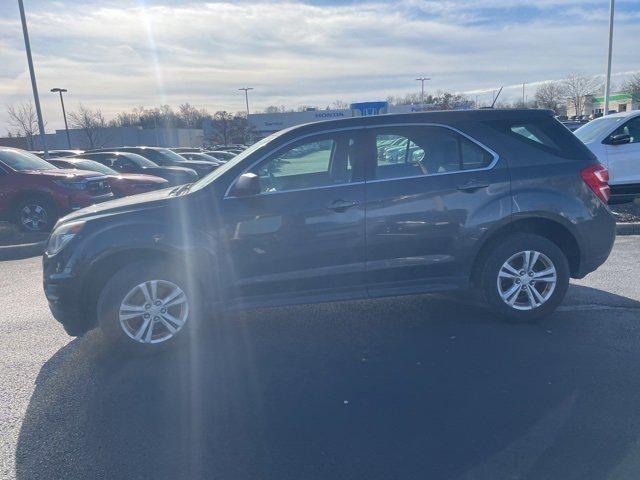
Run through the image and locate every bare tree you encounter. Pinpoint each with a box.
[6,101,40,149]
[622,73,640,94]
[178,103,208,129]
[534,81,566,113]
[563,74,601,116]
[230,113,256,144]
[206,111,255,145]
[69,104,109,149]
[331,99,349,110]
[209,111,234,145]
[261,105,281,114]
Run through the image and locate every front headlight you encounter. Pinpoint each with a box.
[47,221,85,255]
[53,179,87,190]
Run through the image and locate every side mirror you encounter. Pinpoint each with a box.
[608,133,631,146]
[230,172,260,197]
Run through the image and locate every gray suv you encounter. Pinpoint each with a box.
[44,109,615,353]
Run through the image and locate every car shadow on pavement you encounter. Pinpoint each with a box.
[15,285,640,480]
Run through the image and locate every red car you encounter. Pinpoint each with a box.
[48,158,169,198]
[0,148,113,232]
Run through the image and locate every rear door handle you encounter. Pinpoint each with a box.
[457,181,489,192]
[327,199,359,212]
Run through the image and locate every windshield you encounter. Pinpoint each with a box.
[190,133,282,192]
[74,160,117,175]
[574,117,627,143]
[157,148,193,163]
[0,149,57,171]
[116,153,158,168]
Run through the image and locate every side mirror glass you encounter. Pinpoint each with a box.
[608,133,631,146]
[230,172,261,197]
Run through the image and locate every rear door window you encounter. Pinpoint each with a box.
[370,126,494,181]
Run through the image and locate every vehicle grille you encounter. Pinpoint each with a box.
[86,178,112,196]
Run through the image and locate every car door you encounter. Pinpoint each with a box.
[362,124,510,296]
[219,129,367,304]
[605,115,640,187]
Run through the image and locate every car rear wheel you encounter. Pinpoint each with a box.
[14,197,57,233]
[97,261,199,353]
[480,233,570,322]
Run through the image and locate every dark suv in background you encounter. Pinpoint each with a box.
[43,110,615,353]
[74,151,198,186]
[87,146,216,177]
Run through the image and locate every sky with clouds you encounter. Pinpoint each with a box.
[1,0,639,132]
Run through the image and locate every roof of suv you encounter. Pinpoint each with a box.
[285,109,555,134]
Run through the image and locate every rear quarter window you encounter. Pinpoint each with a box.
[485,116,594,160]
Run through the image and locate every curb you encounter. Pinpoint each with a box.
[616,222,640,236]
[0,240,47,261]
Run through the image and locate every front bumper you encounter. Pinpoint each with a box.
[68,192,114,211]
[43,256,93,336]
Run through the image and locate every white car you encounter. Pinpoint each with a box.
[574,110,640,203]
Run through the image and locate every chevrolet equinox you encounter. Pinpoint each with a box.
[43,110,616,352]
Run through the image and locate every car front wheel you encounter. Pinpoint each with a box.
[97,261,199,353]
[480,233,570,322]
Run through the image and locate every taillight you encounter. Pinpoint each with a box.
[581,163,611,204]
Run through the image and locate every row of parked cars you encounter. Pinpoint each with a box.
[0,145,246,233]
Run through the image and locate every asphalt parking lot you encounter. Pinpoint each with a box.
[1,237,640,480]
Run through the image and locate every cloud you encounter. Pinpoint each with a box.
[1,0,639,131]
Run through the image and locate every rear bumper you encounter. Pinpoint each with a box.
[573,204,616,278]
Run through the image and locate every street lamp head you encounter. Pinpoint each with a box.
[51,88,67,93]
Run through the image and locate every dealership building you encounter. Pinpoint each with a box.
[567,91,640,117]
[248,101,428,138]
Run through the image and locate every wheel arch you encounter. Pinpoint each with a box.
[470,215,581,285]
[80,245,215,330]
[9,189,58,213]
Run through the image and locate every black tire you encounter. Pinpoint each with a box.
[13,196,58,233]
[97,260,201,354]
[480,233,570,322]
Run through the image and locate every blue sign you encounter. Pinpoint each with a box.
[350,101,388,117]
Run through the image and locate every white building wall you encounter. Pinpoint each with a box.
[32,127,204,150]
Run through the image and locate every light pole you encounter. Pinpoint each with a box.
[604,0,615,116]
[415,77,431,111]
[51,88,70,148]
[238,87,253,117]
[17,0,48,157]
[522,82,526,106]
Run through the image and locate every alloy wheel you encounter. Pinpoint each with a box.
[496,250,557,311]
[119,280,189,344]
[20,204,48,232]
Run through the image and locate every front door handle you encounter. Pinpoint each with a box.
[327,199,359,212]
[457,180,489,192]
